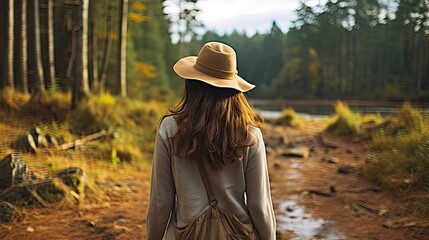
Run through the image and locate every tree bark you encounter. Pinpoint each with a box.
[99,1,113,94]
[40,0,55,91]
[28,0,46,93]
[54,1,73,92]
[47,0,56,90]
[0,154,27,189]
[81,0,89,93]
[117,0,129,97]
[89,0,99,92]
[7,0,15,90]
[71,0,89,109]
[20,0,29,93]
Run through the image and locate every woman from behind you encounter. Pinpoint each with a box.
[146,42,276,240]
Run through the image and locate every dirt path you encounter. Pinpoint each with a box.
[1,119,427,239]
[266,120,426,240]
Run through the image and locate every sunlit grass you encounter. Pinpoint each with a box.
[1,91,166,206]
[69,94,168,163]
[325,101,383,135]
[274,108,304,129]
[365,103,429,216]
[0,88,30,111]
[22,91,71,122]
[324,101,429,215]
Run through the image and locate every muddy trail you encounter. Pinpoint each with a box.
[1,119,428,239]
[266,120,428,240]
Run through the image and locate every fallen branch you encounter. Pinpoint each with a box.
[60,130,108,150]
[25,187,47,208]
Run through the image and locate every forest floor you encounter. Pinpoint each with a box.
[0,115,428,240]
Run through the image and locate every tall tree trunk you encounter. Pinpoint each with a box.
[89,0,99,92]
[71,0,89,109]
[117,0,129,97]
[40,0,56,91]
[28,0,46,93]
[0,2,6,89]
[351,30,358,96]
[20,0,28,93]
[47,0,56,90]
[383,23,390,87]
[99,1,113,94]
[55,1,73,92]
[81,0,89,93]
[7,0,15,90]
[416,31,426,94]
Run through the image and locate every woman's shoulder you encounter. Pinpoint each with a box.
[158,115,179,139]
[248,125,262,137]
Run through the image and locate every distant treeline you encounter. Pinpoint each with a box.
[192,0,429,101]
[1,0,428,104]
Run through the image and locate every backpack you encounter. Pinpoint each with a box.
[174,160,258,240]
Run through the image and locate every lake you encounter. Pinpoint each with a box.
[250,98,428,119]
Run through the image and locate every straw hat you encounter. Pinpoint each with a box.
[173,42,255,92]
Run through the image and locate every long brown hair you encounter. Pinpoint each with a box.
[168,80,263,170]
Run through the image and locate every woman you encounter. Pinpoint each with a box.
[146,42,276,239]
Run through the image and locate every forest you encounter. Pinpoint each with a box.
[0,1,429,239]
[0,0,428,103]
[0,0,178,107]
[195,0,429,100]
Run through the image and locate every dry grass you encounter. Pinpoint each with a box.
[273,108,304,129]
[365,103,429,216]
[68,94,168,163]
[325,101,383,135]
[0,91,165,207]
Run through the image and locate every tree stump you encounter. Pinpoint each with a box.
[13,133,38,153]
[0,154,28,189]
[12,127,60,153]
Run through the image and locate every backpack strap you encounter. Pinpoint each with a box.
[195,160,218,207]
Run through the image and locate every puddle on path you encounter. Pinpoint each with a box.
[277,196,346,240]
[276,196,345,240]
[276,159,345,240]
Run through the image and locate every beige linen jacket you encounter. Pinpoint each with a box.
[146,116,276,240]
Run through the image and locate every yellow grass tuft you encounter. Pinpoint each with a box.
[325,101,364,135]
[274,108,304,129]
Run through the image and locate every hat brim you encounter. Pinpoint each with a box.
[173,56,255,92]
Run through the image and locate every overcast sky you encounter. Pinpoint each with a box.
[196,0,301,35]
[164,0,325,42]
[197,0,327,35]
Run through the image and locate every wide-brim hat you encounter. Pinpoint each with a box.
[173,42,255,92]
